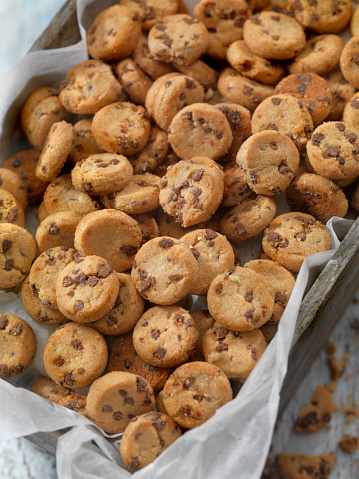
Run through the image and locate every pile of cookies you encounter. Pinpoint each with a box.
[1,0,359,475]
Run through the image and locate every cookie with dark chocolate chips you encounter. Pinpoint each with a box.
[293,385,336,434]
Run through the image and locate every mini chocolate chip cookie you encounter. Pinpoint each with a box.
[0,223,36,289]
[56,255,120,323]
[274,73,332,126]
[74,209,142,272]
[43,323,108,388]
[219,195,277,243]
[133,306,199,368]
[86,371,155,433]
[161,361,233,429]
[159,157,224,227]
[202,323,267,381]
[86,5,142,62]
[59,60,123,114]
[293,385,336,434]
[0,314,37,380]
[101,173,161,215]
[29,246,77,310]
[306,121,359,182]
[131,236,199,304]
[286,173,348,223]
[148,14,209,66]
[236,131,300,195]
[168,103,233,160]
[262,212,331,272]
[129,126,169,175]
[0,168,27,210]
[68,119,104,166]
[217,68,274,112]
[20,86,58,136]
[207,266,275,331]
[221,161,253,207]
[251,94,313,152]
[121,0,180,32]
[35,210,83,253]
[180,229,235,296]
[115,58,153,105]
[36,121,74,182]
[71,153,133,195]
[120,411,182,473]
[92,101,151,156]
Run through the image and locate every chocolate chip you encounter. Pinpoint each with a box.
[345,132,358,143]
[192,169,204,181]
[113,411,123,421]
[215,282,223,294]
[72,340,83,350]
[63,372,75,386]
[336,123,346,132]
[62,276,74,287]
[151,329,161,340]
[129,459,141,473]
[46,223,59,235]
[124,397,135,405]
[326,145,340,157]
[153,346,167,359]
[87,275,98,287]
[271,97,282,105]
[275,292,287,305]
[278,161,290,174]
[4,259,14,270]
[267,232,282,243]
[244,291,253,303]
[0,316,9,330]
[6,209,18,223]
[120,245,137,256]
[251,347,257,360]
[2,240,12,251]
[159,238,174,248]
[183,376,195,389]
[74,272,87,286]
[74,300,84,312]
[245,309,254,319]
[336,156,345,165]
[102,405,113,413]
[55,358,65,367]
[216,343,228,352]
[185,78,195,89]
[296,411,318,429]
[350,100,359,110]
[311,133,325,146]
[98,263,113,278]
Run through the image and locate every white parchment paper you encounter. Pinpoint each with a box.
[0,1,356,478]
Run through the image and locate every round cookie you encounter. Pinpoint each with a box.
[244,259,296,324]
[43,174,102,216]
[159,157,225,227]
[168,103,233,161]
[92,101,151,156]
[286,173,348,224]
[86,5,141,62]
[35,121,74,182]
[322,71,355,122]
[145,72,180,118]
[207,266,275,331]
[190,310,215,361]
[132,213,160,244]
[288,0,352,34]
[71,153,133,196]
[0,168,27,209]
[274,73,332,126]
[132,306,199,368]
[3,149,48,204]
[86,371,155,433]
[121,0,180,32]
[251,94,313,152]
[148,14,209,66]
[217,68,274,112]
[120,411,182,473]
[306,122,359,182]
[236,130,300,195]
[202,323,267,381]
[173,60,218,90]
[0,188,25,227]
[68,119,104,166]
[262,212,331,272]
[243,12,306,60]
[56,255,120,323]
[29,246,77,310]
[193,0,251,48]
[129,126,169,175]
[43,323,108,388]
[21,276,69,325]
[132,34,176,80]
[0,223,36,289]
[180,229,235,296]
[115,58,153,105]
[35,210,83,254]
[30,376,72,403]
[288,34,344,75]
[25,95,69,150]
[101,173,160,215]
[147,74,205,131]
[74,209,142,272]
[226,40,285,84]
[161,361,233,429]
[131,236,199,305]
[59,60,123,114]
[108,332,171,393]
[219,195,277,243]
[0,314,37,380]
[221,161,253,207]
[215,103,252,163]
[20,86,58,136]
[91,273,145,336]
[343,92,359,130]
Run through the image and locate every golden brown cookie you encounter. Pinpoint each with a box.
[115,58,153,105]
[132,34,176,80]
[121,0,180,32]
[68,119,104,166]
[129,126,169,175]
[293,385,336,434]
[35,210,83,254]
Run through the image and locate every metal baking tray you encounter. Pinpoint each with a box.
[16,0,359,455]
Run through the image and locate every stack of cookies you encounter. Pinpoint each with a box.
[1,0,359,475]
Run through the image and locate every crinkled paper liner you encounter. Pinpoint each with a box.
[0,1,355,477]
